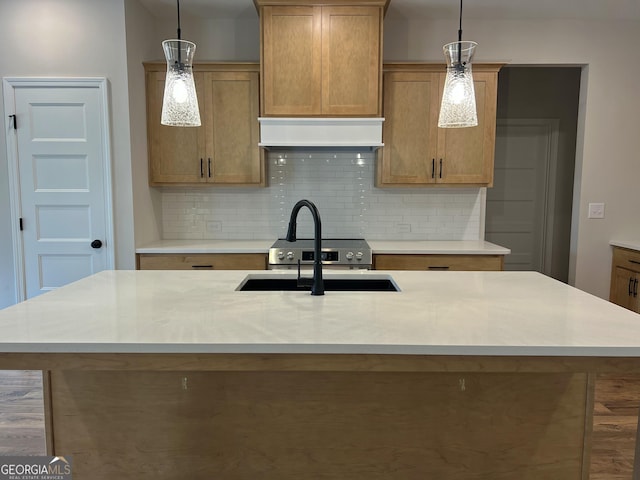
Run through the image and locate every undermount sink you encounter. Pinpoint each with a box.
[236,274,399,292]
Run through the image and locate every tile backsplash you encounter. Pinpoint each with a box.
[161,150,483,240]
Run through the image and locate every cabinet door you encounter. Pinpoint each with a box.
[204,72,264,185]
[377,72,440,185]
[611,267,639,312]
[436,71,498,185]
[146,71,206,185]
[261,6,322,116]
[374,254,504,271]
[137,254,267,270]
[321,6,381,115]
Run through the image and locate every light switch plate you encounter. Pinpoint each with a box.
[588,203,605,219]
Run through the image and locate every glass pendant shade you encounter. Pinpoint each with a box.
[161,39,201,127]
[438,41,478,128]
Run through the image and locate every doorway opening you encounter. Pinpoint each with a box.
[485,66,581,283]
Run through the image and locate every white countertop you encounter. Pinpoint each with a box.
[0,269,638,357]
[136,239,510,255]
[611,240,640,252]
[367,240,510,255]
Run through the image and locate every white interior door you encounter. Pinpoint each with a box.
[485,119,558,273]
[4,78,114,300]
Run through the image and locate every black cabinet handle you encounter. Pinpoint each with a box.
[634,278,638,298]
[428,266,450,270]
[439,158,443,179]
[192,265,213,269]
[630,259,640,265]
[630,277,634,296]
[431,159,435,179]
[200,158,204,178]
[91,239,103,249]
[208,158,212,178]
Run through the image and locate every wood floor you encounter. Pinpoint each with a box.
[0,370,46,455]
[0,370,638,478]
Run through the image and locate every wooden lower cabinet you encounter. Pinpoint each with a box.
[373,254,504,271]
[610,246,640,313]
[137,253,267,270]
[48,368,589,479]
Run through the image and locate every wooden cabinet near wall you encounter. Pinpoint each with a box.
[374,254,504,271]
[377,63,502,187]
[145,63,264,186]
[610,246,640,313]
[256,0,387,116]
[137,253,268,271]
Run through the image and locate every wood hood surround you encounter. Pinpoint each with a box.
[254,0,390,146]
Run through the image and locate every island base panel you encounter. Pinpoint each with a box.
[49,370,589,479]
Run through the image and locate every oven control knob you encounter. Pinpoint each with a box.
[355,252,364,261]
[345,251,354,261]
[277,250,285,260]
[286,251,295,260]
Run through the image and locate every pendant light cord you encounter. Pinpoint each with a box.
[457,0,463,65]
[176,0,182,40]
[176,0,182,67]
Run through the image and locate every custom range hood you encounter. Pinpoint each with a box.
[258,117,384,148]
[254,0,390,149]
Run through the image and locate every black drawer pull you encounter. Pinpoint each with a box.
[630,277,634,296]
[192,265,213,269]
[428,266,450,270]
[629,259,640,265]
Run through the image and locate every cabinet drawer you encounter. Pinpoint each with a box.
[373,254,504,271]
[612,247,640,273]
[137,254,267,270]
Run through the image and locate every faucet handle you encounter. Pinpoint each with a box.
[296,259,313,288]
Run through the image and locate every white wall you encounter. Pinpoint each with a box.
[124,0,163,248]
[0,0,136,308]
[383,14,640,298]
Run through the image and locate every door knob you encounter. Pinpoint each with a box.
[91,239,103,249]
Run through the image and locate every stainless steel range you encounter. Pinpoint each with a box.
[268,238,372,270]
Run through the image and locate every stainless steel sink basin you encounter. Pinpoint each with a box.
[236,274,399,292]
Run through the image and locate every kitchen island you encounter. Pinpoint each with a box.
[1,269,639,479]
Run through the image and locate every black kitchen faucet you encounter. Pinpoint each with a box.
[285,199,324,296]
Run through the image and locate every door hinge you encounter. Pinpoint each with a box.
[19,218,23,231]
[8,114,17,130]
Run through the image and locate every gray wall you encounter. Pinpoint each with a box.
[495,66,581,282]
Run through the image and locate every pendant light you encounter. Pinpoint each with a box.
[161,0,201,127]
[438,0,478,128]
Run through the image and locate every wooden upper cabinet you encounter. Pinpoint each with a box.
[436,71,497,184]
[261,6,322,115]
[321,6,381,115]
[145,63,264,187]
[377,64,502,187]
[204,72,263,184]
[258,2,384,116]
[377,71,440,184]
[147,71,207,184]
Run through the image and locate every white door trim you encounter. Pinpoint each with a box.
[2,77,115,303]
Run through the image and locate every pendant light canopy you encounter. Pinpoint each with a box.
[161,0,201,127]
[438,0,478,128]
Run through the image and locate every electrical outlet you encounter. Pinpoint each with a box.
[588,203,605,219]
